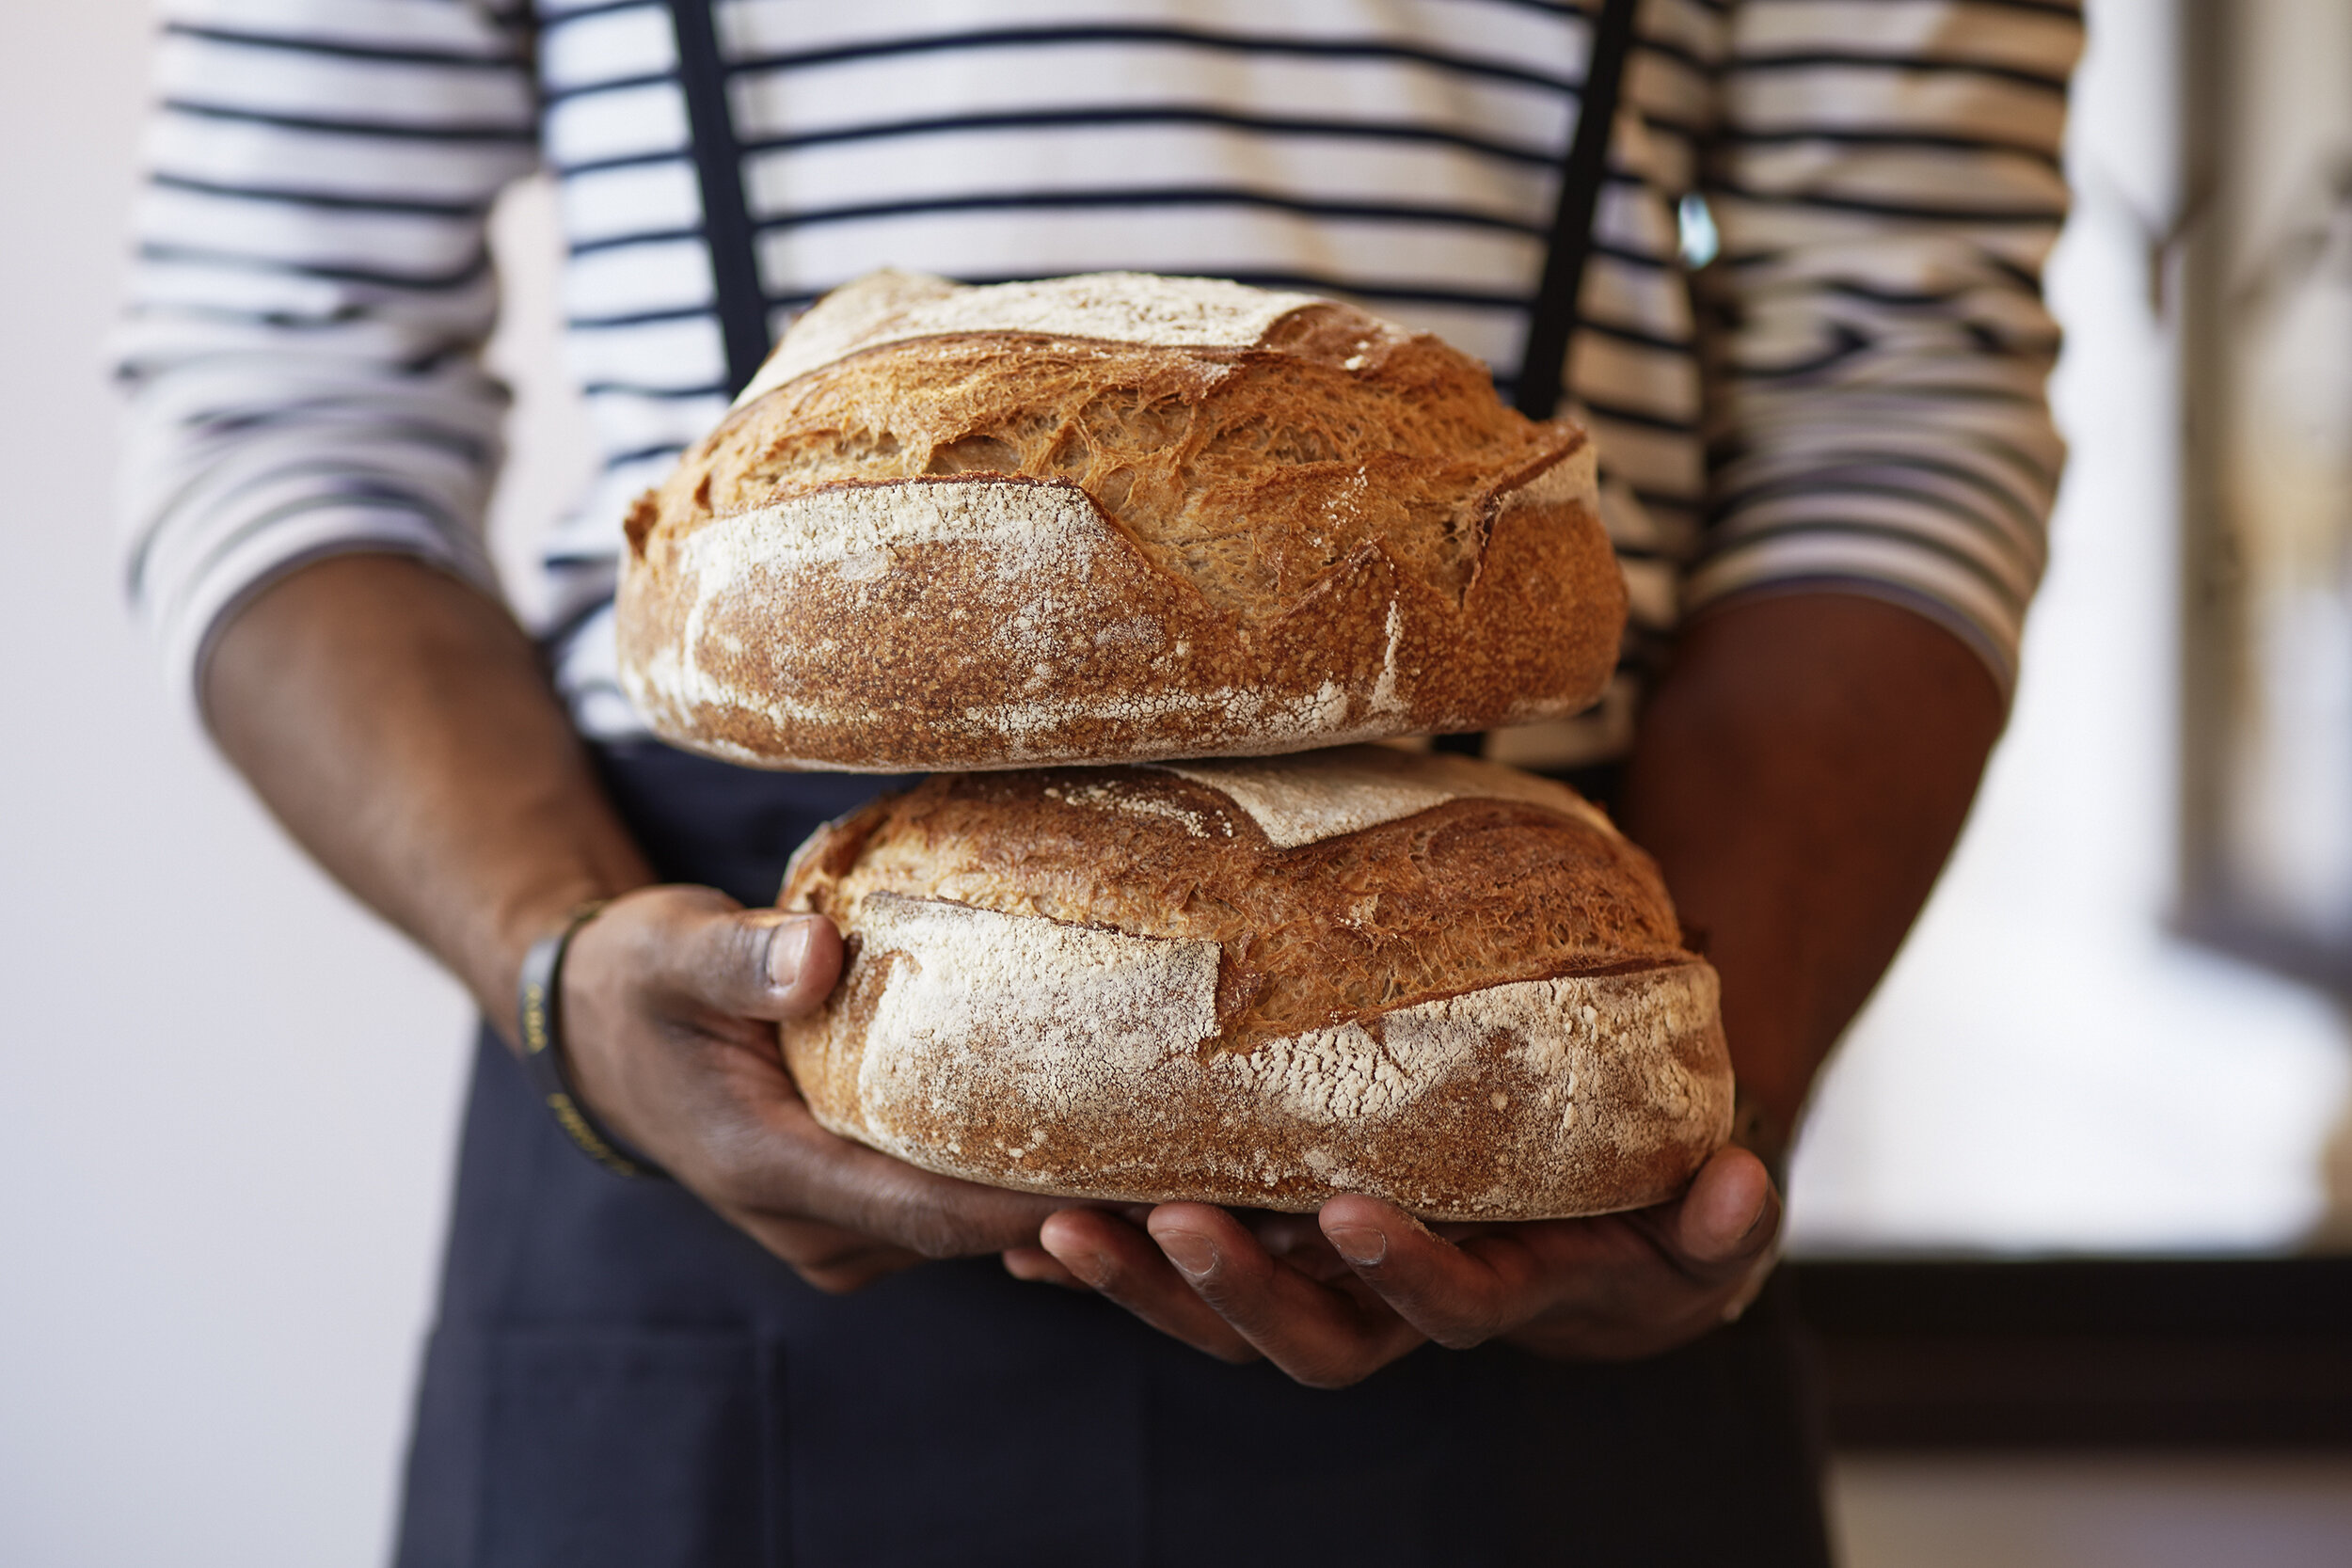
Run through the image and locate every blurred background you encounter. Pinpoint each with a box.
[4,1,2350,1563]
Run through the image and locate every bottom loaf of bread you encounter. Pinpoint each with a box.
[778,746,1734,1221]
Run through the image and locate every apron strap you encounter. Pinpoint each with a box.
[667,0,1642,409]
[1514,0,1644,422]
[666,0,770,399]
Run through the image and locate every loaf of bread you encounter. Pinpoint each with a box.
[778,746,1730,1221]
[618,270,1627,771]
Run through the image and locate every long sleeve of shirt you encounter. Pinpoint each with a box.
[1687,0,2083,691]
[115,0,539,706]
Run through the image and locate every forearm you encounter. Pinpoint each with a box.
[203,553,654,1025]
[1620,593,2004,1161]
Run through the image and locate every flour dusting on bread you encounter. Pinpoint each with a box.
[739,269,1339,405]
[845,895,1221,1158]
[1154,744,1616,848]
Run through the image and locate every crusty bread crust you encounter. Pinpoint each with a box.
[778,748,1731,1220]
[618,271,1628,771]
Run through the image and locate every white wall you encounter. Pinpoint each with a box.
[0,8,472,1565]
[0,4,2344,1566]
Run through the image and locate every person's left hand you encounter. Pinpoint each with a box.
[1002,1146,1779,1386]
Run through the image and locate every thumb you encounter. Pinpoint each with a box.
[1664,1145,1779,1280]
[632,888,844,1021]
[734,910,845,1020]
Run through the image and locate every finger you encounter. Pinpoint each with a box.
[735,1215,927,1293]
[1001,1245,1089,1289]
[610,885,844,1022]
[724,1090,1074,1258]
[1039,1209,1260,1363]
[1313,1195,1545,1349]
[1146,1204,1423,1387]
[790,1251,926,1293]
[1316,1163,1780,1354]
[1652,1147,1779,1282]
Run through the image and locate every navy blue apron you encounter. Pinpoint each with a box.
[390,740,1832,1568]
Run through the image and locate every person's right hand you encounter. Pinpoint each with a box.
[556,883,1076,1292]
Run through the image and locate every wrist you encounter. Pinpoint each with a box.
[480,873,649,1039]
[515,898,667,1179]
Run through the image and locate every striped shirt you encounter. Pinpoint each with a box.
[117,0,2084,762]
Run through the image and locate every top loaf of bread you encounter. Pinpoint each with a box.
[617,270,1628,771]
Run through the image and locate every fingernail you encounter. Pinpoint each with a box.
[1327,1226,1388,1268]
[1063,1249,1111,1289]
[767,919,813,989]
[1156,1230,1218,1278]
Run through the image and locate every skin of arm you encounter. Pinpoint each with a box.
[1021,592,2004,1381]
[204,552,1078,1291]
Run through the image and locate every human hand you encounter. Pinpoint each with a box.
[1007,1147,1778,1386]
[557,884,1076,1291]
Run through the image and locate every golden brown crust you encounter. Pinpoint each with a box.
[616,275,1628,771]
[799,768,1684,1045]
[776,750,1732,1219]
